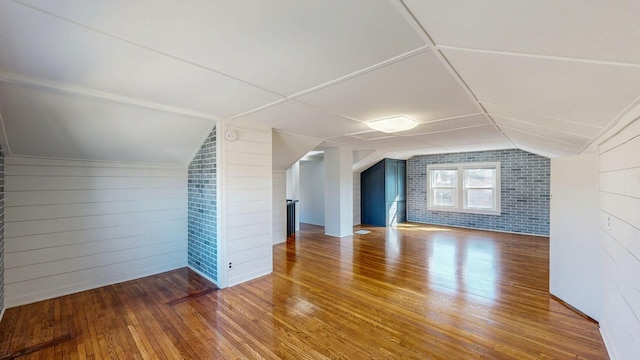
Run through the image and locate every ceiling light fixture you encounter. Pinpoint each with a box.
[367,116,418,133]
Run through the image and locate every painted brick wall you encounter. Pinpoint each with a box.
[407,149,550,236]
[188,126,217,282]
[0,146,4,316]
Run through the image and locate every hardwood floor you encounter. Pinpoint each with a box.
[0,223,609,359]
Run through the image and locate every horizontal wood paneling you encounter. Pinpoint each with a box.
[227,234,272,254]
[224,127,272,287]
[4,156,188,307]
[5,188,186,206]
[599,120,640,360]
[600,167,640,198]
[600,134,640,172]
[6,209,185,237]
[5,198,185,222]
[5,220,185,252]
[6,175,184,191]
[353,172,361,225]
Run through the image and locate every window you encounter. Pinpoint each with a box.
[427,162,500,215]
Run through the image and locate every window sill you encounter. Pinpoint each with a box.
[427,207,502,216]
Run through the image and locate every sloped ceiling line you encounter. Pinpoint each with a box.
[0,72,221,122]
[228,47,431,122]
[392,0,516,148]
[12,0,287,99]
[437,45,640,68]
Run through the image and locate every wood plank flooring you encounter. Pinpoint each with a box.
[0,223,609,359]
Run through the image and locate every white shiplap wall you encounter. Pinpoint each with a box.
[4,157,188,307]
[598,118,640,360]
[353,172,361,226]
[224,125,272,286]
[272,170,286,244]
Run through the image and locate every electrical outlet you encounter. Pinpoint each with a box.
[228,261,233,270]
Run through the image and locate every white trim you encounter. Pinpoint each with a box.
[387,0,515,148]
[600,325,618,360]
[216,120,228,289]
[0,306,5,323]
[5,154,188,168]
[0,72,221,122]
[436,45,640,68]
[5,261,186,308]
[427,162,501,215]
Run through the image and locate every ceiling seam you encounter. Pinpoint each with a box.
[437,45,640,69]
[479,101,606,130]
[392,0,516,149]
[286,46,430,99]
[228,47,431,122]
[11,0,287,99]
[0,72,221,122]
[503,127,584,149]
[490,115,595,140]
[579,93,640,154]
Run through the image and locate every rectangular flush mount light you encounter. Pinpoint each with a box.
[367,116,418,133]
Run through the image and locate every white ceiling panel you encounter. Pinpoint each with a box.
[0,1,282,118]
[503,128,583,158]
[18,0,426,96]
[230,101,368,139]
[0,83,213,164]
[435,142,514,154]
[349,131,394,141]
[443,48,640,128]
[406,125,507,146]
[324,135,432,152]
[393,114,489,136]
[403,0,640,64]
[493,116,591,148]
[297,51,479,122]
[483,103,604,138]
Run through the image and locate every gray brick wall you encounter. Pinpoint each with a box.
[408,149,550,236]
[0,146,4,313]
[188,127,217,282]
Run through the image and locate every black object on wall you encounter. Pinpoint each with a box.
[286,200,298,237]
[360,158,406,227]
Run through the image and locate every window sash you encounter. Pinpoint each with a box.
[427,162,500,215]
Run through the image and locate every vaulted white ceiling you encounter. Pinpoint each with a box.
[1,0,639,164]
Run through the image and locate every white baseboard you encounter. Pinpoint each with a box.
[6,260,186,308]
[600,325,618,360]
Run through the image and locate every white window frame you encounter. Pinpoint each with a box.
[427,162,501,215]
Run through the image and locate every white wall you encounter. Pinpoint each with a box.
[285,162,300,231]
[299,160,325,226]
[353,172,361,226]
[223,125,273,287]
[323,147,353,237]
[550,153,601,320]
[3,156,188,307]
[598,118,640,360]
[272,170,286,244]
